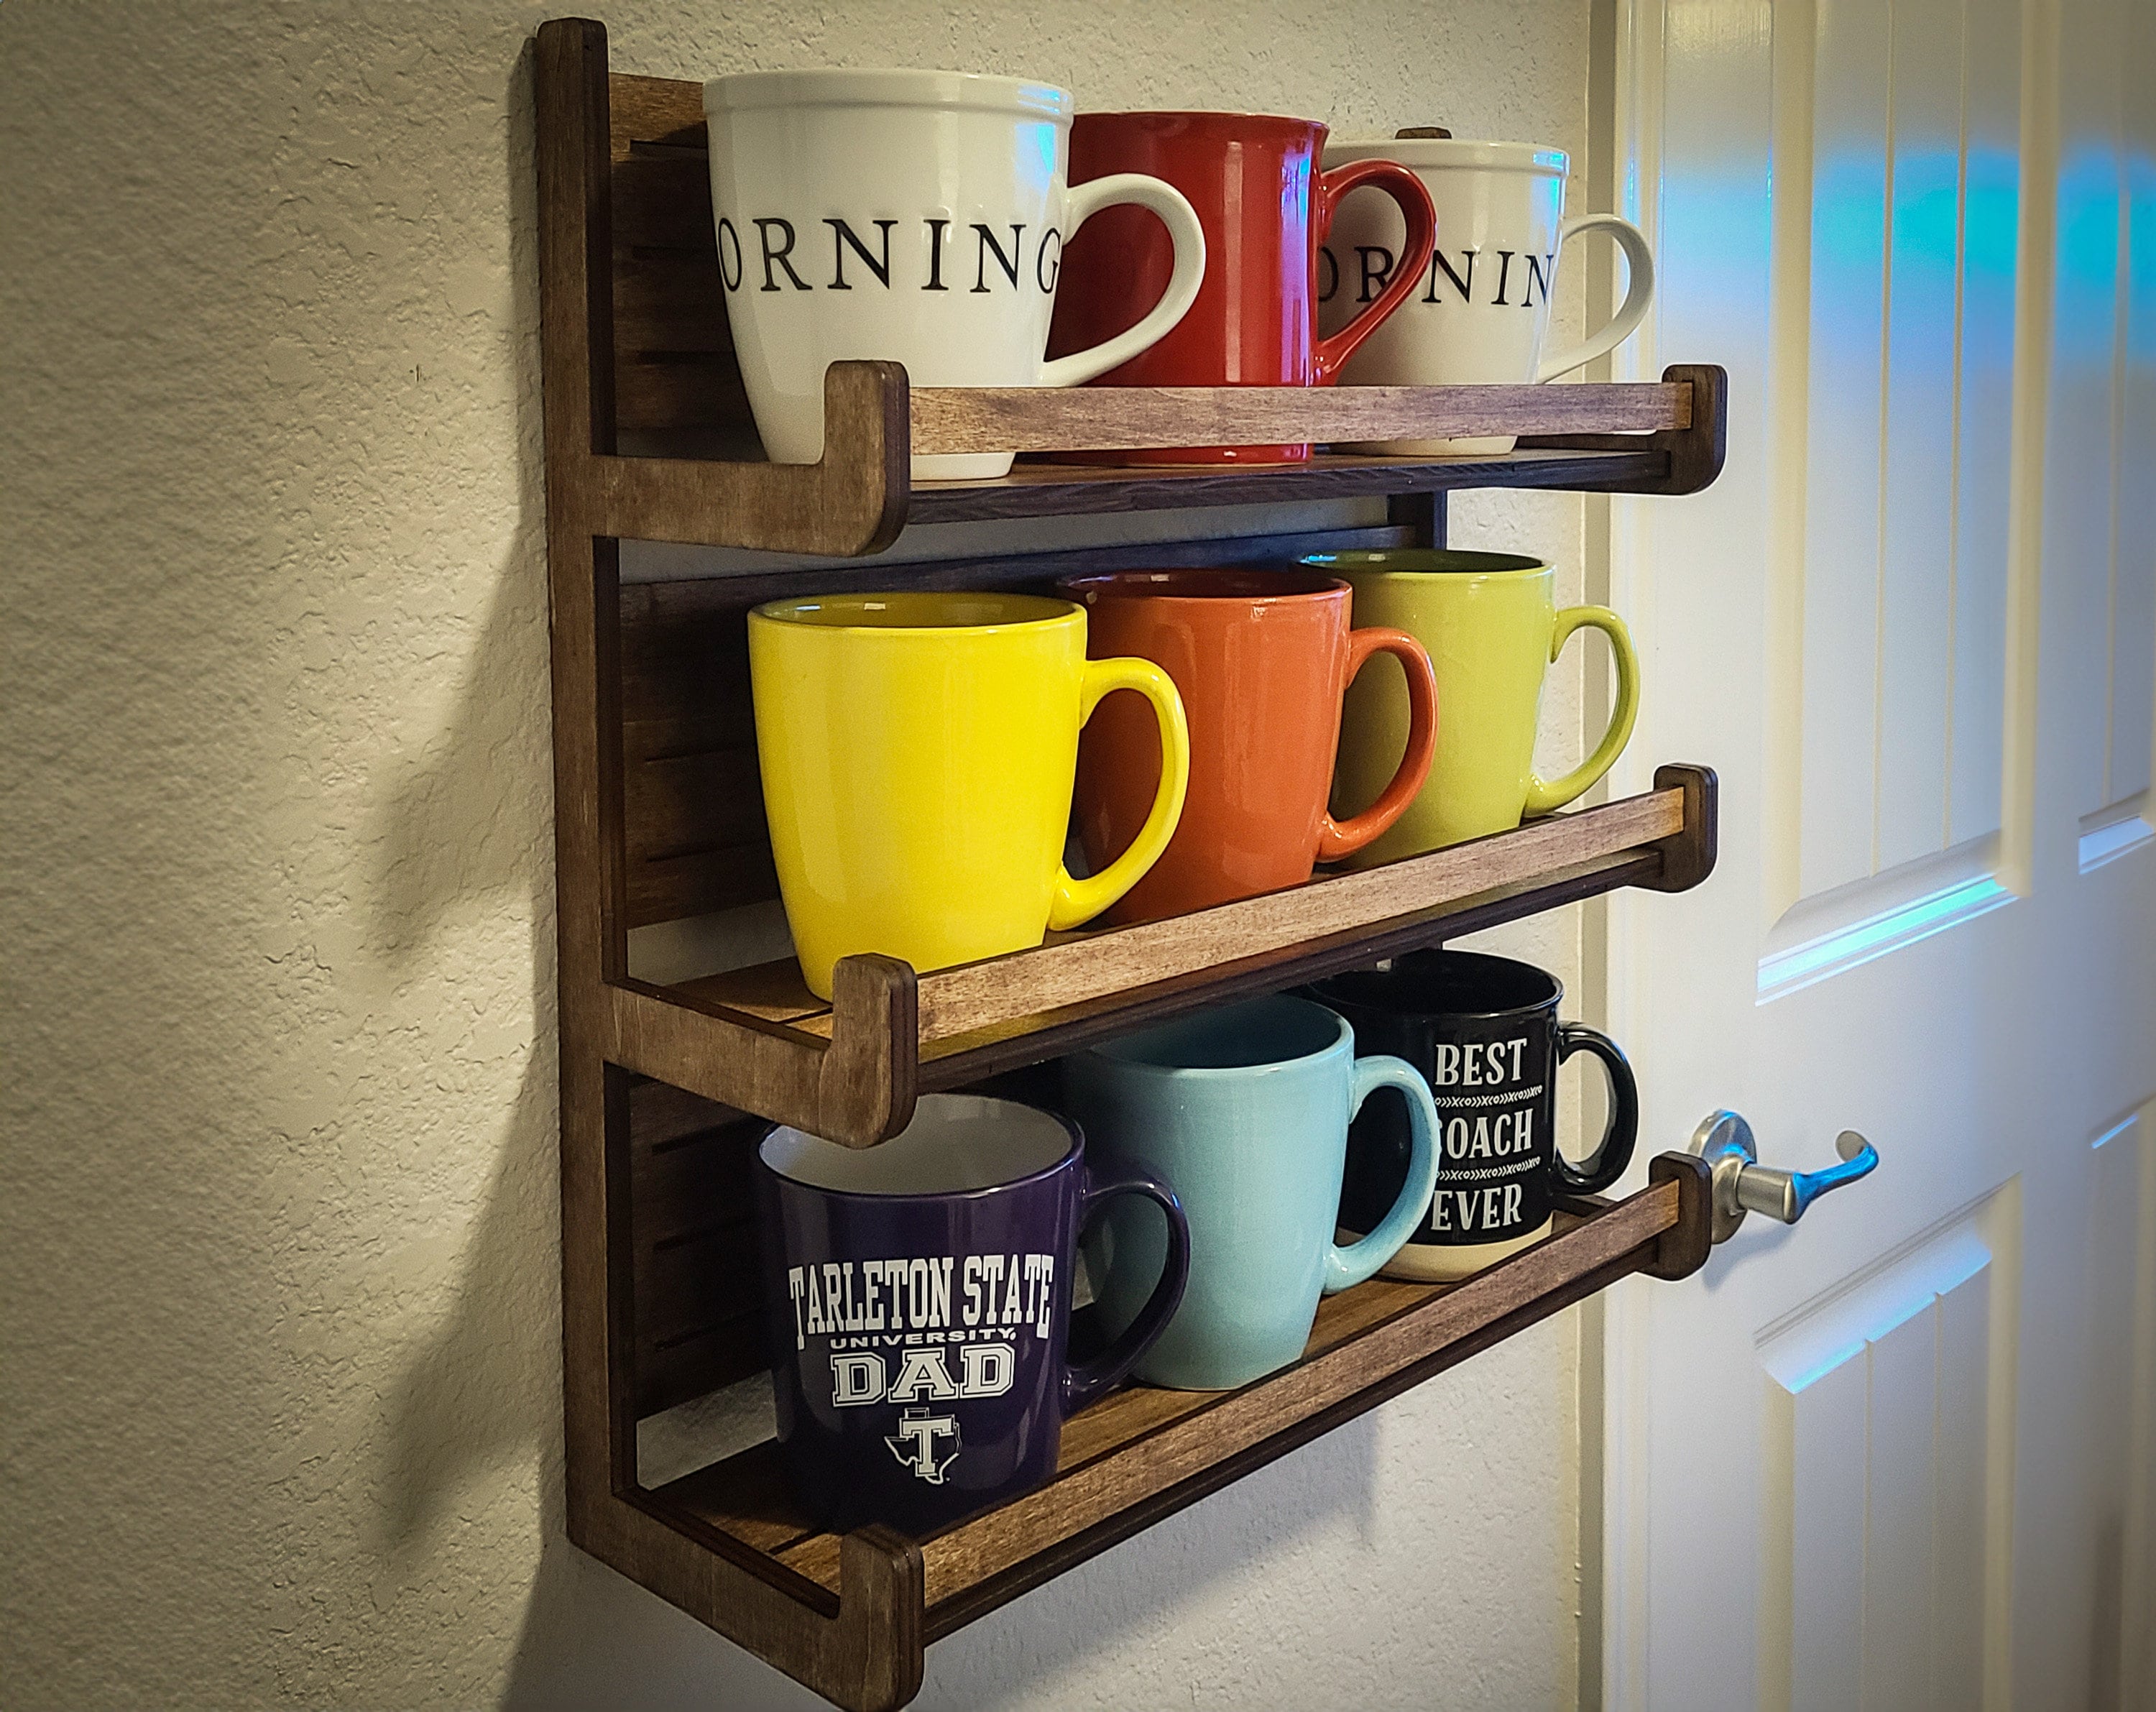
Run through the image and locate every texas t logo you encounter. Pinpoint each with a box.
[884,1407,962,1484]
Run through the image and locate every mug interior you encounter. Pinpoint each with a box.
[1091,993,1347,1072]
[1317,949,1560,1018]
[1060,567,1346,604]
[1301,549,1547,578]
[752,592,1078,632]
[761,1094,1075,1195]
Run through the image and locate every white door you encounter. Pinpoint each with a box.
[1595,1,2156,1709]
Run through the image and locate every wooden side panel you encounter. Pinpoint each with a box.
[607,75,757,453]
[619,588,778,926]
[629,1079,768,1414]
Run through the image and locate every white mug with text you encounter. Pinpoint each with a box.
[1318,135,1654,454]
[704,69,1207,481]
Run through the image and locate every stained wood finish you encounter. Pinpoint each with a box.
[650,1171,1705,1639]
[609,776,1713,1146]
[909,381,1688,454]
[627,1080,769,1412]
[540,19,1728,1710]
[592,58,1726,547]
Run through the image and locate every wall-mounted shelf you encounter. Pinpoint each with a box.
[535,17,1729,1712]
[610,764,1713,1148]
[640,1164,1711,1711]
[541,28,1727,558]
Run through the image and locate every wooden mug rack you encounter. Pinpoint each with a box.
[536,17,1727,1709]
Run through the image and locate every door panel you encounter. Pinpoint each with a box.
[1602,0,2156,1708]
[2086,1105,2155,1712]
[1759,1205,2006,1712]
[1788,0,2024,915]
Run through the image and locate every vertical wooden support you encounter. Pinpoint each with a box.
[1642,1153,1715,1280]
[1641,763,1718,892]
[538,14,622,1550]
[1385,489,1447,548]
[1517,362,1728,494]
[540,24,931,1706]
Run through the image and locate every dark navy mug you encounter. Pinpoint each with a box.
[757,1093,1191,1535]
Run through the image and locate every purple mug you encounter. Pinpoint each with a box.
[757,1093,1191,1535]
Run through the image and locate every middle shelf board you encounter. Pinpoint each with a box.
[601,765,1717,1147]
[643,1160,1710,1649]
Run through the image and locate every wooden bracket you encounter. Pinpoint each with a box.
[1641,1152,1715,1281]
[1517,362,1728,494]
[602,954,918,1149]
[1641,763,1718,893]
[833,1529,926,1712]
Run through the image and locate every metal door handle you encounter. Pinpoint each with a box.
[1692,1111,1879,1245]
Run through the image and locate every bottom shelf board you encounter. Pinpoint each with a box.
[640,1159,1705,1647]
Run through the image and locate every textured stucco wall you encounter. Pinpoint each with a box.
[1,4,1596,1707]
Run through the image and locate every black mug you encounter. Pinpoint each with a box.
[1308,949,1638,1280]
[756,1092,1191,1535]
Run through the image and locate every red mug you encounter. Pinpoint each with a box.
[1046,112,1437,464]
[1061,568,1439,925]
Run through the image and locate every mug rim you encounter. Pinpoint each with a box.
[1057,568,1350,606]
[1300,549,1549,579]
[1080,993,1352,1078]
[704,68,1072,119]
[1323,138,1569,177]
[758,1094,1082,1202]
[750,591,1083,636]
[1075,109,1327,139]
[1310,948,1565,1022]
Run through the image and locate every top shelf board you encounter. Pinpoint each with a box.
[537,28,1728,557]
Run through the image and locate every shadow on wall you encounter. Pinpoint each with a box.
[369,25,563,1584]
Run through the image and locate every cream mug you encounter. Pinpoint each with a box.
[704,70,1207,481]
[1317,133,1654,454]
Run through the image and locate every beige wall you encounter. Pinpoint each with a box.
[1,4,1602,1706]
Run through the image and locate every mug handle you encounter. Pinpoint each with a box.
[1050,656,1191,929]
[1521,606,1640,816]
[1310,160,1439,385]
[1317,625,1439,862]
[1325,1054,1441,1292]
[1037,175,1207,389]
[1063,1162,1192,1414]
[1549,1023,1639,1195]
[1534,213,1656,382]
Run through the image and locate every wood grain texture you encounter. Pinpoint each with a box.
[544,40,1730,1709]
[538,13,627,1558]
[1639,763,1719,892]
[909,381,1689,455]
[627,1079,768,1412]
[586,363,908,555]
[908,790,1685,1046]
[608,71,705,159]
[650,1179,1681,1629]
[631,785,1706,1141]
[1518,362,1727,495]
[649,791,1686,1115]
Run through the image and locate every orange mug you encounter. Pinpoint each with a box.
[1062,569,1438,925]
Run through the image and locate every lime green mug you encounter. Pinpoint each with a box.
[1309,551,1639,864]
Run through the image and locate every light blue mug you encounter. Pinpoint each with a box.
[1064,995,1441,1391]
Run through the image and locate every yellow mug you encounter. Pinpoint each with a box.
[748,592,1191,998]
[1313,551,1639,864]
